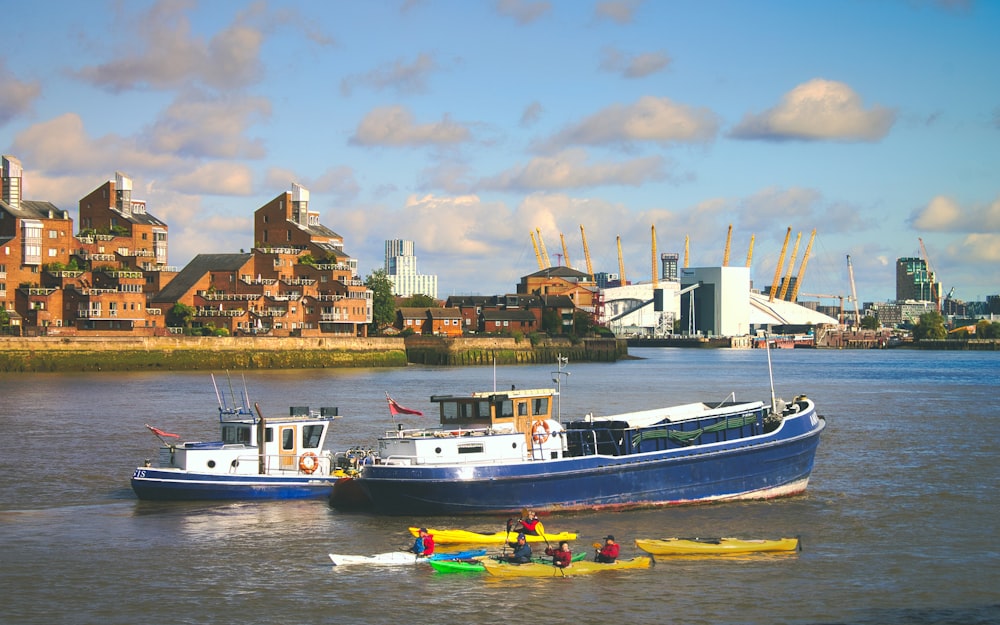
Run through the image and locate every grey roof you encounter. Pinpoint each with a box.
[0,199,71,221]
[482,309,537,322]
[152,253,253,304]
[524,266,591,280]
[121,209,167,227]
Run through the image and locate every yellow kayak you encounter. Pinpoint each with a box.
[482,556,652,577]
[635,537,800,555]
[408,527,576,544]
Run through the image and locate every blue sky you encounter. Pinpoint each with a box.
[2,0,998,304]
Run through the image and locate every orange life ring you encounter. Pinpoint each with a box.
[531,420,550,445]
[299,452,319,474]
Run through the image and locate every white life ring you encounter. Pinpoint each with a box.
[531,420,551,445]
[299,452,319,474]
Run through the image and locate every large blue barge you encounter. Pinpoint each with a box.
[330,375,825,515]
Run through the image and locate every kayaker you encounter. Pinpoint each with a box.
[516,510,542,536]
[594,535,619,563]
[544,541,573,568]
[502,533,533,564]
[410,527,435,557]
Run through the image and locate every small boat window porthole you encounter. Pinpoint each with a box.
[434,447,442,454]
[207,460,216,468]
[231,460,239,468]
[511,442,518,449]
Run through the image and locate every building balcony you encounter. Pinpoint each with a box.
[198,292,259,301]
[194,308,246,317]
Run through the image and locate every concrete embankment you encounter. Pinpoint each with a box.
[0,336,627,373]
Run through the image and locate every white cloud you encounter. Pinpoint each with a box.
[142,93,270,159]
[495,0,552,25]
[730,79,896,142]
[910,195,1000,232]
[594,0,645,24]
[0,60,41,126]
[340,53,439,96]
[541,96,719,151]
[477,148,669,191]
[350,105,472,146]
[167,162,256,196]
[600,47,670,79]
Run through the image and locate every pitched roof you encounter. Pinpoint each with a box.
[0,199,71,221]
[152,253,253,304]
[524,266,591,280]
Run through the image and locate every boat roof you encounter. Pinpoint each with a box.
[586,400,766,428]
[431,388,556,402]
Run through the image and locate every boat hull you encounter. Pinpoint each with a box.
[334,409,824,515]
[635,537,800,555]
[131,468,338,501]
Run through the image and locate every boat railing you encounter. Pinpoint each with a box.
[228,452,334,475]
[383,426,494,438]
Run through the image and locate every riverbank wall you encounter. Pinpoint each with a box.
[0,336,627,373]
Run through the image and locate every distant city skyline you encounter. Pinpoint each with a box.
[1,1,997,303]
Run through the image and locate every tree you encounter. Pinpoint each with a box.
[541,309,562,335]
[167,302,195,329]
[976,319,1000,339]
[400,294,437,308]
[912,311,947,341]
[860,315,879,330]
[365,269,395,335]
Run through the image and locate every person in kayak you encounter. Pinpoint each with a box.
[515,510,542,536]
[595,535,619,563]
[544,541,573,568]
[410,527,435,557]
[501,533,533,564]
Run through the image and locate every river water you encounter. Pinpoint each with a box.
[1,348,997,625]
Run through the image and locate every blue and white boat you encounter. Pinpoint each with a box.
[131,376,344,501]
[330,359,825,515]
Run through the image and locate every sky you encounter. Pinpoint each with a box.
[2,0,998,305]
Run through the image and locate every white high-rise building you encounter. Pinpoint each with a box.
[384,239,438,299]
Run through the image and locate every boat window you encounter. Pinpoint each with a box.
[475,400,491,419]
[498,399,514,419]
[517,402,528,417]
[222,425,251,444]
[457,444,484,454]
[302,425,323,448]
[532,398,549,416]
[282,427,294,450]
[440,400,481,423]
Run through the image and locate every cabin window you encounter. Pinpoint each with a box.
[498,399,514,418]
[457,444,484,454]
[222,425,252,444]
[302,425,323,448]
[517,402,528,417]
[532,398,549,416]
[282,428,294,450]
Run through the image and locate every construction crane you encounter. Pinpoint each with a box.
[559,233,572,269]
[788,229,816,302]
[616,235,627,286]
[768,227,792,302]
[651,225,658,288]
[722,224,732,267]
[918,237,940,312]
[683,235,689,268]
[579,224,594,278]
[846,254,861,327]
[778,231,802,301]
[745,234,755,268]
[529,231,544,270]
[800,293,848,326]
[536,228,552,268]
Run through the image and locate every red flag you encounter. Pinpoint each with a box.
[386,394,423,416]
[145,424,180,438]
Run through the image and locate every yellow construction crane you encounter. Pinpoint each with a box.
[579,224,594,277]
[616,235,627,285]
[788,229,816,302]
[768,227,792,302]
[778,231,802,301]
[684,235,689,268]
[745,234,755,268]
[536,228,552,268]
[651,225,658,288]
[722,224,732,267]
[559,233,572,269]
[529,231,544,270]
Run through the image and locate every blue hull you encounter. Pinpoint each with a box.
[131,469,338,501]
[335,410,825,515]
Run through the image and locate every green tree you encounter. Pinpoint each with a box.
[860,315,879,330]
[400,293,437,308]
[167,302,195,328]
[976,319,1000,339]
[365,269,395,335]
[912,311,947,341]
[572,309,596,337]
[541,309,562,335]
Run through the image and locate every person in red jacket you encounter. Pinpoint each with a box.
[515,510,541,535]
[595,535,619,563]
[544,541,573,568]
[410,527,434,557]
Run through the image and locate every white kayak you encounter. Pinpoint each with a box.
[328,547,487,567]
